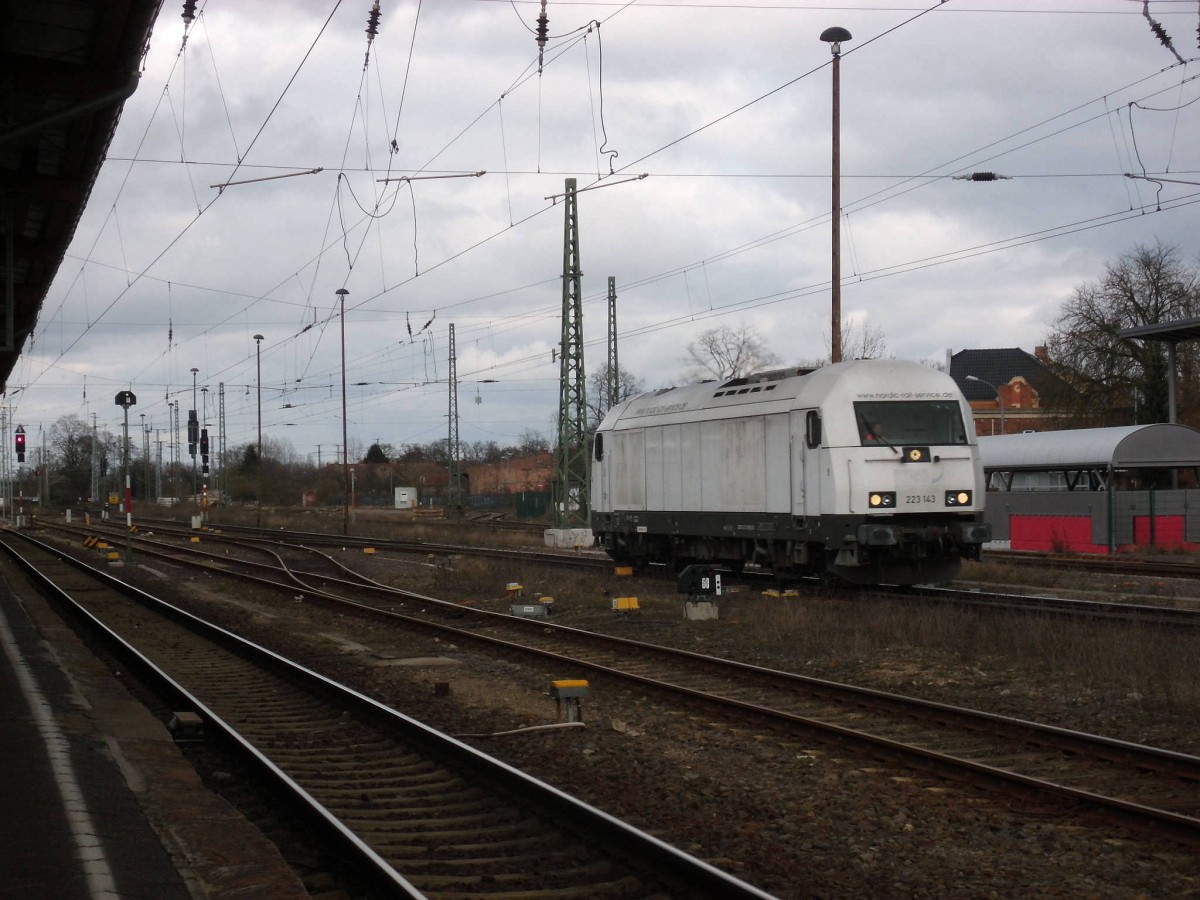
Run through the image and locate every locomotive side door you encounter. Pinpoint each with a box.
[793,409,822,516]
[592,430,609,511]
[797,409,823,516]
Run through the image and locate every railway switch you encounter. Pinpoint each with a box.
[550,679,588,723]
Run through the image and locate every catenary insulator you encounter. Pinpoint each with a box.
[536,0,549,47]
[366,0,381,38]
[181,0,196,24]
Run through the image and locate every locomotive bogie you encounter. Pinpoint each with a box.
[591,360,990,586]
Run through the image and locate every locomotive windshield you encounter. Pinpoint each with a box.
[854,400,968,447]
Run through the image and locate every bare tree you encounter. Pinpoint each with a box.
[48,415,101,503]
[518,428,549,455]
[834,320,888,361]
[682,324,780,381]
[586,363,644,430]
[800,320,890,367]
[1045,241,1200,425]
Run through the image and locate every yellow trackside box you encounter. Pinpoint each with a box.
[611,597,639,612]
[364,547,376,555]
[550,679,589,698]
[614,566,633,576]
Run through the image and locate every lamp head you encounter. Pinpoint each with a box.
[820,26,852,55]
[253,334,264,342]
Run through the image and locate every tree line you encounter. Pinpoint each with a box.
[18,239,1200,508]
[15,418,558,509]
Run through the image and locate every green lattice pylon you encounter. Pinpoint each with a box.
[555,178,589,528]
[607,276,619,410]
[447,323,463,512]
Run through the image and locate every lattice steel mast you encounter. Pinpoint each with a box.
[607,276,619,410]
[447,323,463,512]
[555,179,588,528]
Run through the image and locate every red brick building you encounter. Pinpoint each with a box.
[948,347,1076,436]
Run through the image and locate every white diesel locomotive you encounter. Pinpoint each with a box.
[590,359,991,585]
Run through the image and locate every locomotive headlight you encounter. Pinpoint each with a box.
[869,491,896,509]
[945,490,973,507]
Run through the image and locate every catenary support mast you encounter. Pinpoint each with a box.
[606,276,619,410]
[555,179,589,528]
[447,323,462,513]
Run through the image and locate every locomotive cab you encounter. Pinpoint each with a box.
[817,394,989,584]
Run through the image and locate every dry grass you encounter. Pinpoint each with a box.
[741,594,1200,716]
[186,508,1200,718]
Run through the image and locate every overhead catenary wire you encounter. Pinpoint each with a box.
[26,0,1200,445]
[25,0,348,395]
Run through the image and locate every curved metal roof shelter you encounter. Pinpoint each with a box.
[1118,317,1200,424]
[979,424,1200,472]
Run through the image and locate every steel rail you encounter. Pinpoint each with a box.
[1,529,777,899]
[39,521,1200,844]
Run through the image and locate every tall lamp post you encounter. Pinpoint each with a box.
[253,334,264,527]
[336,288,350,536]
[966,375,1006,435]
[820,26,852,364]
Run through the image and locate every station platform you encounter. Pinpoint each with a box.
[0,560,308,899]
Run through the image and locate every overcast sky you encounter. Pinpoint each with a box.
[14,0,1200,466]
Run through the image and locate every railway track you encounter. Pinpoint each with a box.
[986,547,1200,581]
[30,520,1200,846]
[47,516,1200,629]
[917,584,1200,627]
[120,515,614,571]
[1,529,772,899]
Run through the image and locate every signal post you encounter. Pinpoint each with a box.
[14,426,25,526]
[115,390,136,562]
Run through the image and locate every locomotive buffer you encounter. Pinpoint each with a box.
[678,565,727,620]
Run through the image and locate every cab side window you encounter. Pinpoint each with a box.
[805,411,821,449]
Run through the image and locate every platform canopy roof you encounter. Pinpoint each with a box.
[0,0,162,392]
[1118,317,1200,345]
[978,424,1200,472]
